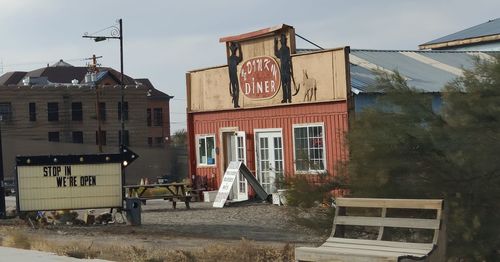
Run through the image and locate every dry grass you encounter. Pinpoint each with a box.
[0,230,294,262]
[56,242,101,259]
[114,239,294,262]
[1,231,31,249]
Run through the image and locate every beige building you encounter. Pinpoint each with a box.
[0,84,148,147]
[0,60,174,184]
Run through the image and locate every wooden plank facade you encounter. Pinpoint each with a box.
[188,101,349,190]
[186,25,351,200]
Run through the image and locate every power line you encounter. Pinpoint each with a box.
[1,57,90,69]
[295,33,324,50]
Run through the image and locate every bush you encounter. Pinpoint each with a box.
[283,173,346,235]
[285,173,346,208]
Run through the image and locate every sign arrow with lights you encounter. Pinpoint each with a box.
[15,146,139,212]
[16,146,139,168]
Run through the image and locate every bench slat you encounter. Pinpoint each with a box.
[335,215,440,229]
[295,198,444,261]
[296,248,397,262]
[336,198,443,210]
[320,242,430,255]
[296,250,404,262]
[326,237,434,251]
[296,246,426,259]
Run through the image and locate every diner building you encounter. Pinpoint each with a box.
[186,25,350,201]
[186,24,496,201]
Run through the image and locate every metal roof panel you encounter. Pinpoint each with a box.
[422,18,500,45]
[349,49,500,93]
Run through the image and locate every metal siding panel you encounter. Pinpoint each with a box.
[189,102,349,189]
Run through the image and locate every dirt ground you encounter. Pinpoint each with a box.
[0,197,327,259]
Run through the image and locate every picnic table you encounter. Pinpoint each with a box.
[123,182,192,209]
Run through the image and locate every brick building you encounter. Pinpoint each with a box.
[0,60,173,183]
[137,78,173,147]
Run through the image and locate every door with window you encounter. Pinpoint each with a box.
[233,132,248,201]
[255,131,284,194]
[223,131,248,201]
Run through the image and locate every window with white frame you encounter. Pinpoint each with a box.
[293,124,326,172]
[197,135,216,166]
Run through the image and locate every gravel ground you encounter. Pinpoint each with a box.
[1,197,326,252]
[140,200,322,243]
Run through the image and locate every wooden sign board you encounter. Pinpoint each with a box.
[212,161,270,208]
[213,161,242,208]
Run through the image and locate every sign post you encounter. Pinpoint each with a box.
[15,146,138,212]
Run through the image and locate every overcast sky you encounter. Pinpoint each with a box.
[1,0,499,132]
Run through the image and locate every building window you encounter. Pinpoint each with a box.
[118,101,129,121]
[29,102,36,121]
[148,137,153,146]
[48,131,60,142]
[153,108,163,126]
[72,102,83,121]
[95,130,107,146]
[146,109,151,127]
[119,130,130,146]
[72,131,83,144]
[197,135,215,166]
[155,137,163,145]
[0,103,12,121]
[47,102,59,121]
[98,102,106,121]
[293,124,326,173]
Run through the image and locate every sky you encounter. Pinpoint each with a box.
[1,0,499,132]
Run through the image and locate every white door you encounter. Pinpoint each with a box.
[233,131,248,201]
[255,131,284,194]
[224,131,248,201]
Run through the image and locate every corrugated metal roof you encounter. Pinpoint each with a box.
[422,18,500,46]
[350,49,499,93]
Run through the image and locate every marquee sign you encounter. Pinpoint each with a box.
[239,56,281,99]
[16,146,138,212]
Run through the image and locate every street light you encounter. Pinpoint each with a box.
[84,19,127,209]
[83,19,125,151]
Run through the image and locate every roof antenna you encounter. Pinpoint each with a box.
[295,33,324,50]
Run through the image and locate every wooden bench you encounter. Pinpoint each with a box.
[295,198,446,262]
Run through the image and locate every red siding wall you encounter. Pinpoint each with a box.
[188,101,348,190]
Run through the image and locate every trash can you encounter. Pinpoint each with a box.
[125,198,141,226]
[277,189,288,206]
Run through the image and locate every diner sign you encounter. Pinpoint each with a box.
[239,56,281,99]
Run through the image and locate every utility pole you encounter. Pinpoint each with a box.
[0,116,5,218]
[85,55,103,152]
